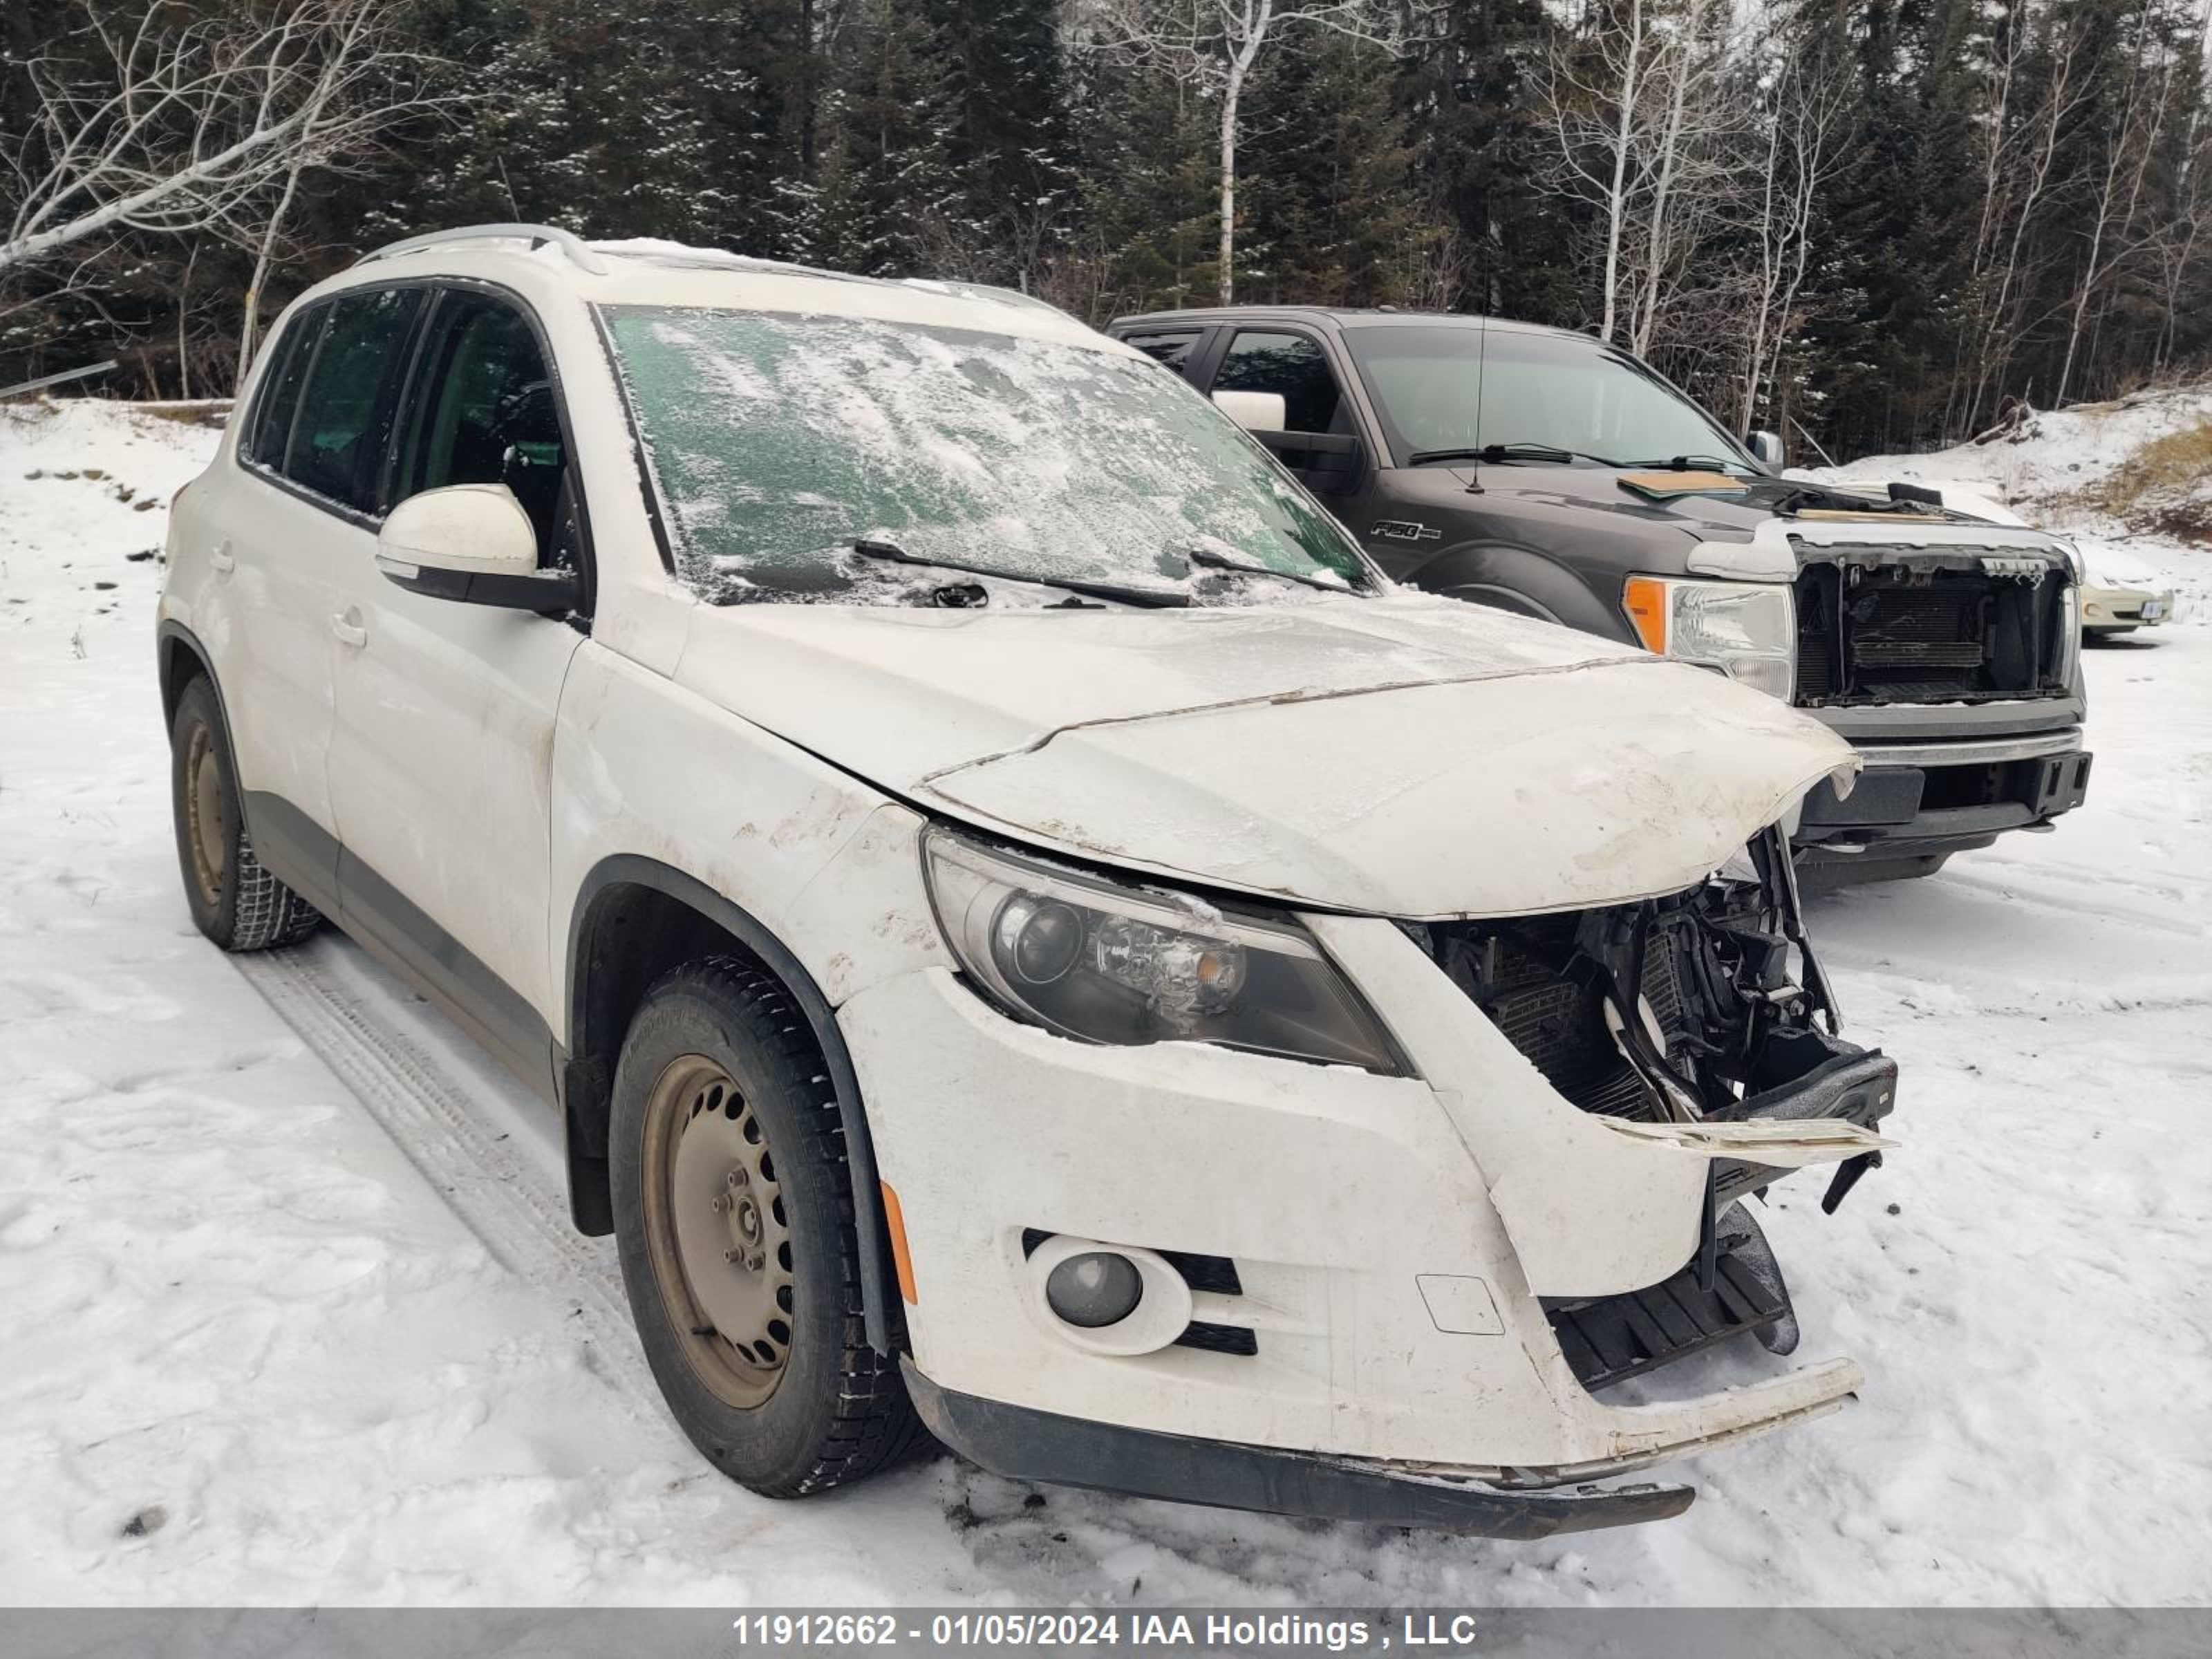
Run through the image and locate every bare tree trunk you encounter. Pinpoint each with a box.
[1630,14,1690,358]
[1597,0,1643,344]
[238,152,308,386]
[1219,57,1245,302]
[2056,7,2173,405]
[176,243,196,400]
[1969,28,2079,430]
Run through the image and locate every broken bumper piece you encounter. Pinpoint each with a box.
[903,1360,1692,1537]
[905,1356,1859,1536]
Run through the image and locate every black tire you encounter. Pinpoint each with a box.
[169,675,323,952]
[610,955,922,1496]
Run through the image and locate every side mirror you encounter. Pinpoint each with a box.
[1747,430,1784,467]
[376,484,575,615]
[1212,389,1287,433]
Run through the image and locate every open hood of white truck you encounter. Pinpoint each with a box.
[677,592,1858,918]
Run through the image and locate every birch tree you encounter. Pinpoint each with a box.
[1,0,450,290]
[1734,33,1852,435]
[1961,14,2086,430]
[1078,0,1416,303]
[232,0,456,381]
[1540,0,1745,348]
[2054,0,2186,404]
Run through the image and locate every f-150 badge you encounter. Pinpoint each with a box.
[1373,520,1441,543]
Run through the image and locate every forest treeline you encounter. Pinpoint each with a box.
[4,0,2209,461]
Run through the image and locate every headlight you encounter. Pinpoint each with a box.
[1623,576,1794,700]
[2056,581,2081,686]
[921,827,1407,1074]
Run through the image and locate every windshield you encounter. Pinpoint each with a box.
[1343,324,1750,470]
[602,306,1373,603]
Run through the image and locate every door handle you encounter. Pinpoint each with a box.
[209,540,235,573]
[330,608,367,648]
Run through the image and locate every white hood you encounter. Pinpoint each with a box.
[673,592,1858,918]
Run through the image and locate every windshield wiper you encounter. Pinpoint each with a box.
[1621,453,1747,473]
[850,539,1190,609]
[1185,543,1367,594]
[1407,442,1622,467]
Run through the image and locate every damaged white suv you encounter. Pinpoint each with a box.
[158,225,1897,1534]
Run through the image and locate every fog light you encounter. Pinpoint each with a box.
[1044,1251,1143,1328]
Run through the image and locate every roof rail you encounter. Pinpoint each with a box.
[356,223,612,276]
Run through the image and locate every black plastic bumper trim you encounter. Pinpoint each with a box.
[901,1360,1694,1537]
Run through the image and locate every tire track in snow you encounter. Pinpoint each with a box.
[228,941,658,1402]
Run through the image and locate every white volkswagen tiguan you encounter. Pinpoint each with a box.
[158,225,1899,1535]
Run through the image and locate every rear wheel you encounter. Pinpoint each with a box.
[169,676,322,951]
[610,956,922,1495]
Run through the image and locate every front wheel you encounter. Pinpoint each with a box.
[169,676,322,951]
[610,956,922,1496]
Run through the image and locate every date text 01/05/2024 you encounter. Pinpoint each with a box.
[727,1611,1490,1651]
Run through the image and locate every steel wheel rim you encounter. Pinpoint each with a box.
[641,1053,795,1408]
[183,723,227,908]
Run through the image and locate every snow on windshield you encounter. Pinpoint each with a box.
[602,306,1370,604]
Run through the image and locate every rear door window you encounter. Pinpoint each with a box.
[243,307,325,471]
[1120,330,1205,373]
[283,287,424,513]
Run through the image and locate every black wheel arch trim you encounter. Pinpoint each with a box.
[1404,542,1640,644]
[902,1359,1694,1536]
[156,619,223,733]
[566,854,903,1356]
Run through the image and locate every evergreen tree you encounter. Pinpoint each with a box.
[1241,37,1425,306]
[924,0,1075,286]
[788,0,971,276]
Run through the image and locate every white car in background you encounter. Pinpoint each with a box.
[156,225,1897,1535]
[2076,541,2177,639]
[1884,481,2175,639]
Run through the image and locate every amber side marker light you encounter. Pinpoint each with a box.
[881,1180,918,1304]
[1622,575,1669,654]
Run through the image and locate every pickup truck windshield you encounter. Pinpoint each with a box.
[1344,325,1751,472]
[603,306,1372,603]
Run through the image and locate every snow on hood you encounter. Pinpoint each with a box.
[673,592,1859,917]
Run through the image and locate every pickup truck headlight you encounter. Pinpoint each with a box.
[2056,581,2081,687]
[921,827,1406,1074]
[1623,576,1795,700]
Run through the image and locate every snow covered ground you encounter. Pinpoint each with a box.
[1,397,2207,1607]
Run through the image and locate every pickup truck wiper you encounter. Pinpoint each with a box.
[1407,442,1622,467]
[1185,543,1367,594]
[850,539,1190,609]
[1621,453,1749,473]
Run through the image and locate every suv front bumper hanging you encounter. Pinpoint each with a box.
[905,1357,1857,1536]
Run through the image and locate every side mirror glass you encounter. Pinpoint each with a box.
[1212,388,1288,433]
[376,484,574,615]
[1747,430,1784,467]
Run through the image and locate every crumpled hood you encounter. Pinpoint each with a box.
[673,592,1859,917]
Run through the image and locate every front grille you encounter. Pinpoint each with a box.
[1792,554,2069,708]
